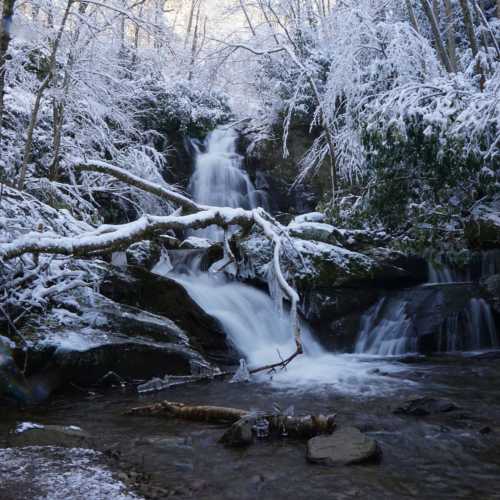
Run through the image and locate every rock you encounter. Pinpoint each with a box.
[393,396,458,416]
[306,427,380,466]
[9,424,92,448]
[465,195,500,249]
[100,266,235,363]
[219,418,254,447]
[9,283,218,389]
[126,240,162,269]
[336,229,391,252]
[356,282,487,355]
[481,273,500,314]
[288,221,344,246]
[292,212,326,224]
[239,232,386,290]
[0,340,31,403]
[55,342,199,386]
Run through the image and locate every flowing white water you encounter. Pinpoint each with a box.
[188,127,267,240]
[355,255,499,355]
[156,127,404,393]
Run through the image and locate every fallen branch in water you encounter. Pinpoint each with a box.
[126,400,336,446]
[249,346,303,375]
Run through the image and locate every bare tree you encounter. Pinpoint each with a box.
[458,0,485,90]
[406,0,420,32]
[0,0,16,141]
[17,0,75,190]
[420,0,454,72]
[443,0,459,71]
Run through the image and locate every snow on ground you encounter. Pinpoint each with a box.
[0,447,142,500]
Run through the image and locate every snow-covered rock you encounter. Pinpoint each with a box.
[288,221,344,246]
[465,195,500,249]
[292,212,326,224]
[238,231,408,291]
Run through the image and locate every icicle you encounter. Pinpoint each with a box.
[152,248,173,276]
[266,263,284,316]
[111,251,127,268]
[230,358,251,383]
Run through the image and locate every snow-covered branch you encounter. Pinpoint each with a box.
[75,160,203,213]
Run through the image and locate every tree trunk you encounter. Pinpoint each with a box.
[17,0,74,190]
[420,0,454,72]
[443,0,459,71]
[458,0,485,90]
[406,0,420,33]
[0,0,16,142]
[239,0,256,36]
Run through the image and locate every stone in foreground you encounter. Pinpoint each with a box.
[306,426,379,466]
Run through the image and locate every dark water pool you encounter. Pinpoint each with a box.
[1,353,500,499]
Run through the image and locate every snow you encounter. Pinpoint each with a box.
[292,212,326,224]
[15,422,45,434]
[0,447,141,500]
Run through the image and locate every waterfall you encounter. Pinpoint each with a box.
[188,127,267,240]
[355,253,499,356]
[153,127,401,392]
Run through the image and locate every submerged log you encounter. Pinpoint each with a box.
[126,400,247,423]
[126,400,336,446]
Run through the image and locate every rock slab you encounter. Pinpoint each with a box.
[306,427,379,466]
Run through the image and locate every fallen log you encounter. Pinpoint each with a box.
[126,400,246,423]
[126,401,336,446]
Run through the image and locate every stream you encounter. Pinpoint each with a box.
[1,354,500,499]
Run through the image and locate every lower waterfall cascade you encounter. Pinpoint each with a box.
[355,253,499,356]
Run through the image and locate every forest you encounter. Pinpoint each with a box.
[0,1,499,499]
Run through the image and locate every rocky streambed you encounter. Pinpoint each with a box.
[1,352,500,500]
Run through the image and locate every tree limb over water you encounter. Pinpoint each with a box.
[0,160,304,361]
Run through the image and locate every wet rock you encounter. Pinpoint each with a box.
[56,342,198,386]
[481,273,500,314]
[100,267,234,363]
[393,396,458,417]
[219,418,253,447]
[0,340,31,403]
[306,427,380,466]
[465,194,500,249]
[9,424,92,448]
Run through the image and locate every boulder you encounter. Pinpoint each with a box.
[55,342,199,386]
[481,273,500,314]
[393,396,458,417]
[9,423,92,448]
[306,427,380,466]
[238,232,399,290]
[8,282,221,391]
[100,266,235,363]
[465,195,500,249]
[0,339,31,403]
